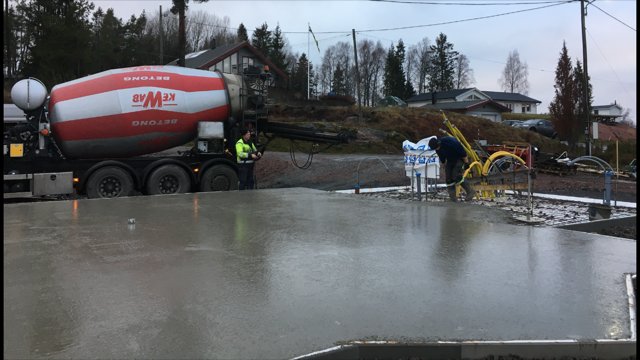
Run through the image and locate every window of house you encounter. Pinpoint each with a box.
[223,56,231,73]
[231,54,238,74]
[242,56,254,71]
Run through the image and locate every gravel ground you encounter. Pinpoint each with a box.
[255,151,637,239]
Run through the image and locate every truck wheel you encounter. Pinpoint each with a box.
[86,166,134,199]
[146,164,190,195]
[199,165,239,192]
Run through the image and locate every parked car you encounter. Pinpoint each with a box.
[513,119,557,139]
[502,119,522,127]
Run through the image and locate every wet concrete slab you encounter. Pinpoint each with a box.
[4,188,636,359]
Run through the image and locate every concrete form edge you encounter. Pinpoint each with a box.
[291,275,637,359]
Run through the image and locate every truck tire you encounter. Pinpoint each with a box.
[146,164,191,195]
[199,165,239,192]
[86,166,134,199]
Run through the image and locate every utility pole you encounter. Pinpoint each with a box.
[352,29,362,120]
[307,24,310,100]
[159,5,164,65]
[580,0,592,156]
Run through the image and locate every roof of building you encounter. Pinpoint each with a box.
[481,91,541,103]
[406,88,540,104]
[406,89,470,103]
[166,41,288,80]
[421,99,511,113]
[592,103,623,110]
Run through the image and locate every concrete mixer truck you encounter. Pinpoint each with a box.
[4,65,353,199]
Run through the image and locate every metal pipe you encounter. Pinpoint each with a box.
[416,172,422,201]
[355,156,390,194]
[604,170,612,206]
[410,149,439,201]
[567,156,615,206]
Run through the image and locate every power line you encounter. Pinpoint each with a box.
[183,0,575,36]
[357,0,575,32]
[370,0,571,6]
[589,2,636,31]
[586,28,633,99]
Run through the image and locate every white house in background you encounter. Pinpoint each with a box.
[592,102,624,124]
[405,88,541,122]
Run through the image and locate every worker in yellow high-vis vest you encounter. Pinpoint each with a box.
[235,128,261,190]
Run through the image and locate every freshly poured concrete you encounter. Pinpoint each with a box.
[4,188,636,359]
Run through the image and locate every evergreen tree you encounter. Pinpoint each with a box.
[89,8,123,73]
[251,23,271,57]
[122,12,154,66]
[573,60,593,133]
[404,79,416,99]
[383,41,407,97]
[332,64,347,95]
[549,42,578,146]
[237,23,249,42]
[427,33,458,92]
[18,0,95,86]
[3,3,19,79]
[292,53,309,96]
[269,25,289,73]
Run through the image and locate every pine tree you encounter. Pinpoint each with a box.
[427,33,458,92]
[383,41,407,97]
[89,8,124,72]
[292,53,309,96]
[549,42,578,146]
[237,23,248,42]
[573,60,593,131]
[18,0,95,85]
[404,79,416,99]
[332,64,347,95]
[251,23,271,57]
[269,25,289,73]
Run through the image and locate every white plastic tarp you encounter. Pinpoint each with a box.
[403,136,440,192]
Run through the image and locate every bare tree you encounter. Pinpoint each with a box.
[620,108,635,127]
[319,46,336,94]
[499,49,529,94]
[186,11,235,51]
[408,37,431,93]
[454,53,475,89]
[357,39,385,106]
[186,11,213,51]
[334,41,353,95]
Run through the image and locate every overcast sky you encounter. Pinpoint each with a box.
[93,0,636,123]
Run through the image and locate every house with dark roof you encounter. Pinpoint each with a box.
[406,88,541,122]
[167,41,288,87]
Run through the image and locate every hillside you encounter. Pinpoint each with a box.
[264,104,571,156]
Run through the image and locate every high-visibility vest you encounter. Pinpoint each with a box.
[236,138,257,163]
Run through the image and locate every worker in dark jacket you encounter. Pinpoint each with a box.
[235,128,261,190]
[428,136,475,202]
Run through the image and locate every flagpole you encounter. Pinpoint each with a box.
[307,23,310,100]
